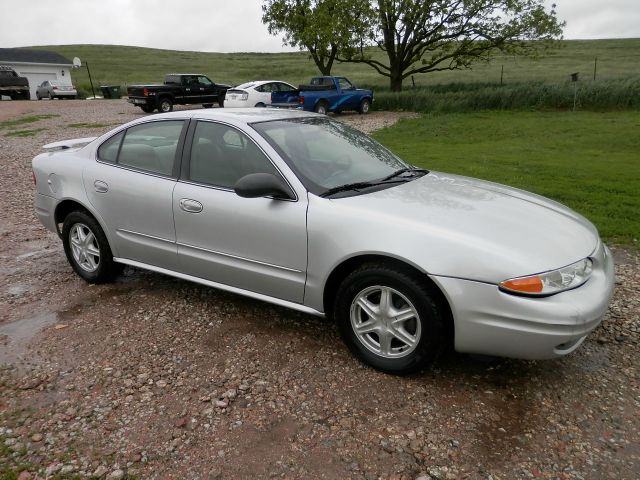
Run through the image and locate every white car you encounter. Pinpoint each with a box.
[36,80,77,100]
[32,109,615,374]
[224,80,297,108]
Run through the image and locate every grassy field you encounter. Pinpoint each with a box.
[26,39,640,93]
[372,111,640,246]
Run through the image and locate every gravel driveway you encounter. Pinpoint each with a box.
[0,100,638,480]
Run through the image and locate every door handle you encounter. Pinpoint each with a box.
[179,198,203,214]
[94,180,109,193]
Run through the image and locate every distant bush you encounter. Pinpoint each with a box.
[370,77,640,112]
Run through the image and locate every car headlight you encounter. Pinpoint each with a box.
[499,258,593,296]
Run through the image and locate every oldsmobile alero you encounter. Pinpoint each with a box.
[32,109,615,374]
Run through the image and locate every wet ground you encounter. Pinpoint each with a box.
[0,100,638,479]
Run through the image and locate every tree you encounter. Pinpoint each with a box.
[262,0,371,75]
[342,0,564,91]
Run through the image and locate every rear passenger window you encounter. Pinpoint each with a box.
[97,131,124,163]
[117,121,184,176]
[189,121,280,189]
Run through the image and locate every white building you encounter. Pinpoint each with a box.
[0,48,74,100]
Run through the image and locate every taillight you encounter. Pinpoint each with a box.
[298,96,304,105]
[143,87,149,97]
[32,170,37,185]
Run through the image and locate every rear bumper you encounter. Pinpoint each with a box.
[35,192,58,234]
[432,242,615,360]
[128,97,151,106]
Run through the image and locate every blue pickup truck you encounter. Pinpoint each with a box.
[270,76,373,114]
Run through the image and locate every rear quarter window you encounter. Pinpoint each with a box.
[97,131,124,163]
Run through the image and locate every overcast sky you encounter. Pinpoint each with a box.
[4,0,639,53]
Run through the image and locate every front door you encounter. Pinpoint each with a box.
[173,120,307,302]
[83,119,187,270]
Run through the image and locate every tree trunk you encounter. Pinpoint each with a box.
[389,68,404,92]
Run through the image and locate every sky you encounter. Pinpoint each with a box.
[4,0,640,53]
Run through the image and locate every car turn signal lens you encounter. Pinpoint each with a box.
[500,276,543,293]
[500,258,593,296]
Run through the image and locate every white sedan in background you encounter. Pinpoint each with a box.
[224,80,296,108]
[36,80,77,100]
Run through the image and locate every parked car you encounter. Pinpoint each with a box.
[36,80,77,100]
[127,74,230,113]
[0,65,30,100]
[271,76,373,114]
[224,80,297,108]
[32,109,614,375]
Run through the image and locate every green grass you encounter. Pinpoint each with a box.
[0,114,58,129]
[24,39,640,94]
[4,128,47,137]
[66,122,113,128]
[372,77,640,112]
[372,111,640,246]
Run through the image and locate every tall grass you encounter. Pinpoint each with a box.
[371,77,640,112]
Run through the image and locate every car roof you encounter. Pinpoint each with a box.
[149,108,319,125]
[236,80,293,89]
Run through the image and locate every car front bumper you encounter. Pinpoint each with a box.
[432,241,615,360]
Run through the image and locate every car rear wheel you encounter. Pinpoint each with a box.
[62,211,119,284]
[36,94,41,100]
[334,263,445,375]
[159,98,173,112]
[314,101,328,115]
[359,98,371,114]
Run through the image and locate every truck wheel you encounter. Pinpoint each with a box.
[159,98,173,113]
[140,105,155,113]
[218,98,225,108]
[359,98,371,114]
[314,101,328,115]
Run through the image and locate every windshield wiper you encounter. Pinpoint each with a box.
[320,168,429,198]
[319,181,379,198]
[380,167,429,182]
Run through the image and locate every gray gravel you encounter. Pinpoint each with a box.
[0,100,638,479]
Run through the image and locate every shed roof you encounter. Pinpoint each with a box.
[0,48,73,66]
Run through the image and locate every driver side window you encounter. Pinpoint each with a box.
[189,121,281,189]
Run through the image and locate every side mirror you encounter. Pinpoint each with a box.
[234,173,295,200]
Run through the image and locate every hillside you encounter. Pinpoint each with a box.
[22,39,640,93]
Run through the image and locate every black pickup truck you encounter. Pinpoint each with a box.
[127,74,230,113]
[0,66,30,100]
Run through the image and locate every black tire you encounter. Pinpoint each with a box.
[49,92,54,100]
[218,97,225,108]
[255,102,266,108]
[158,97,173,113]
[314,101,328,115]
[62,211,119,284]
[358,98,371,114]
[202,103,213,108]
[333,263,445,375]
[140,105,155,113]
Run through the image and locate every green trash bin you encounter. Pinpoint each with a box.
[100,85,121,99]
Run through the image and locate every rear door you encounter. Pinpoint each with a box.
[83,119,188,270]
[173,120,308,302]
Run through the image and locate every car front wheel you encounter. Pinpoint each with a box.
[359,98,371,114]
[334,263,445,374]
[62,211,119,283]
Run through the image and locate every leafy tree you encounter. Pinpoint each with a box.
[262,0,371,75]
[343,0,565,91]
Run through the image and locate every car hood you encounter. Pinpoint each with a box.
[335,171,599,282]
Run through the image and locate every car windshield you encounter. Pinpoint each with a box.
[251,117,409,196]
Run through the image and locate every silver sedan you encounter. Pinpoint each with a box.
[32,109,615,374]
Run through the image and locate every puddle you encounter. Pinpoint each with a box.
[0,312,58,365]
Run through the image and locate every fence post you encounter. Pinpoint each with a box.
[593,57,597,81]
[500,65,504,86]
